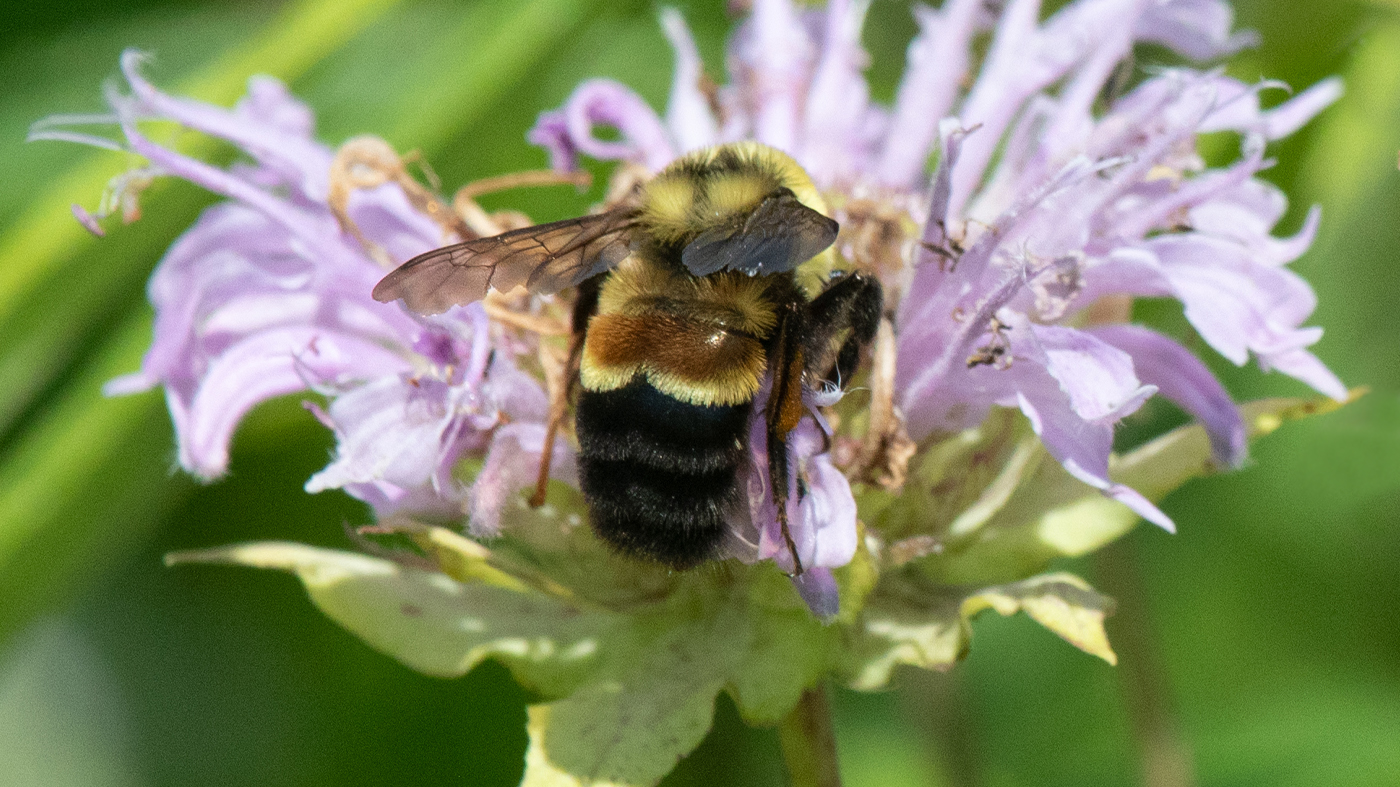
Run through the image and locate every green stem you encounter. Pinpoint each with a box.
[778,684,842,787]
[1094,539,1197,787]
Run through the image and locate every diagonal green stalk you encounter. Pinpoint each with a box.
[386,0,600,152]
[1094,540,1198,787]
[0,312,179,642]
[779,684,844,787]
[0,0,408,443]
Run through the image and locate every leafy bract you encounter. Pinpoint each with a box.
[167,392,1358,784]
[167,541,613,697]
[172,524,844,787]
[870,395,1354,586]
[520,595,743,787]
[844,570,1116,691]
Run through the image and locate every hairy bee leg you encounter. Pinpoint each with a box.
[801,272,883,387]
[528,277,603,508]
[766,304,809,576]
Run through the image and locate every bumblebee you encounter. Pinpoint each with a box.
[373,142,881,573]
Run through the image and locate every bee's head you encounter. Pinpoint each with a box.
[639,142,828,245]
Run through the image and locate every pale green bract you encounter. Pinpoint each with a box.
[169,395,1347,787]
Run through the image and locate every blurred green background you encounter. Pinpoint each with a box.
[1,0,1398,785]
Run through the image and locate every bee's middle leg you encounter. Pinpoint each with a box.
[529,277,602,507]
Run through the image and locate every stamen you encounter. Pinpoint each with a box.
[329,136,471,266]
[454,169,591,201]
[482,294,570,336]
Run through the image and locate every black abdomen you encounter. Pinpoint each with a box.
[575,377,750,569]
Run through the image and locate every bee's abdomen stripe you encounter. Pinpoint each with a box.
[578,457,734,569]
[575,378,749,569]
[575,378,749,473]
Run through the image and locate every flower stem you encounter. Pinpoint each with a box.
[778,684,842,787]
[1094,539,1197,787]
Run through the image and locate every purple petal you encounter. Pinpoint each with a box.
[1014,379,1175,532]
[740,389,856,576]
[735,0,814,152]
[949,0,1150,220]
[800,450,858,569]
[538,79,676,172]
[899,155,1116,427]
[660,8,718,154]
[1254,78,1344,139]
[1191,194,1322,267]
[1259,347,1347,401]
[1090,324,1246,467]
[800,0,873,184]
[875,0,983,187]
[238,75,315,138]
[466,423,577,537]
[909,120,969,271]
[482,351,551,424]
[305,370,500,516]
[1147,235,1331,372]
[118,113,333,247]
[898,272,1024,439]
[71,204,106,236]
[182,328,404,477]
[1032,4,1140,168]
[119,51,332,200]
[1134,0,1258,60]
[1110,130,1267,242]
[792,568,840,621]
[526,111,578,171]
[1029,322,1156,423]
[1196,76,1342,141]
[342,181,453,263]
[1077,247,1175,305]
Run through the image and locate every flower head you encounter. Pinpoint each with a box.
[39,4,1353,784]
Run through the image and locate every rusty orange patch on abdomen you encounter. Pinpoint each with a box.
[581,312,768,407]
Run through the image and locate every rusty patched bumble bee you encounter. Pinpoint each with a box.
[373,142,882,574]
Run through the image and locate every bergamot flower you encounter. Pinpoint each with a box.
[35,2,1352,785]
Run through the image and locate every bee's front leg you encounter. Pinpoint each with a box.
[801,272,884,388]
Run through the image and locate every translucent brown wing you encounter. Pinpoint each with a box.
[372,209,639,315]
[680,189,838,278]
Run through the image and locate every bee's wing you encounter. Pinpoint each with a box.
[681,190,839,278]
[372,209,638,314]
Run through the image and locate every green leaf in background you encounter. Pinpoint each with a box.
[961,573,1117,666]
[169,518,845,786]
[725,570,838,727]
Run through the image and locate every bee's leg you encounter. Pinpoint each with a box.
[801,272,883,388]
[765,304,809,576]
[529,277,602,508]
